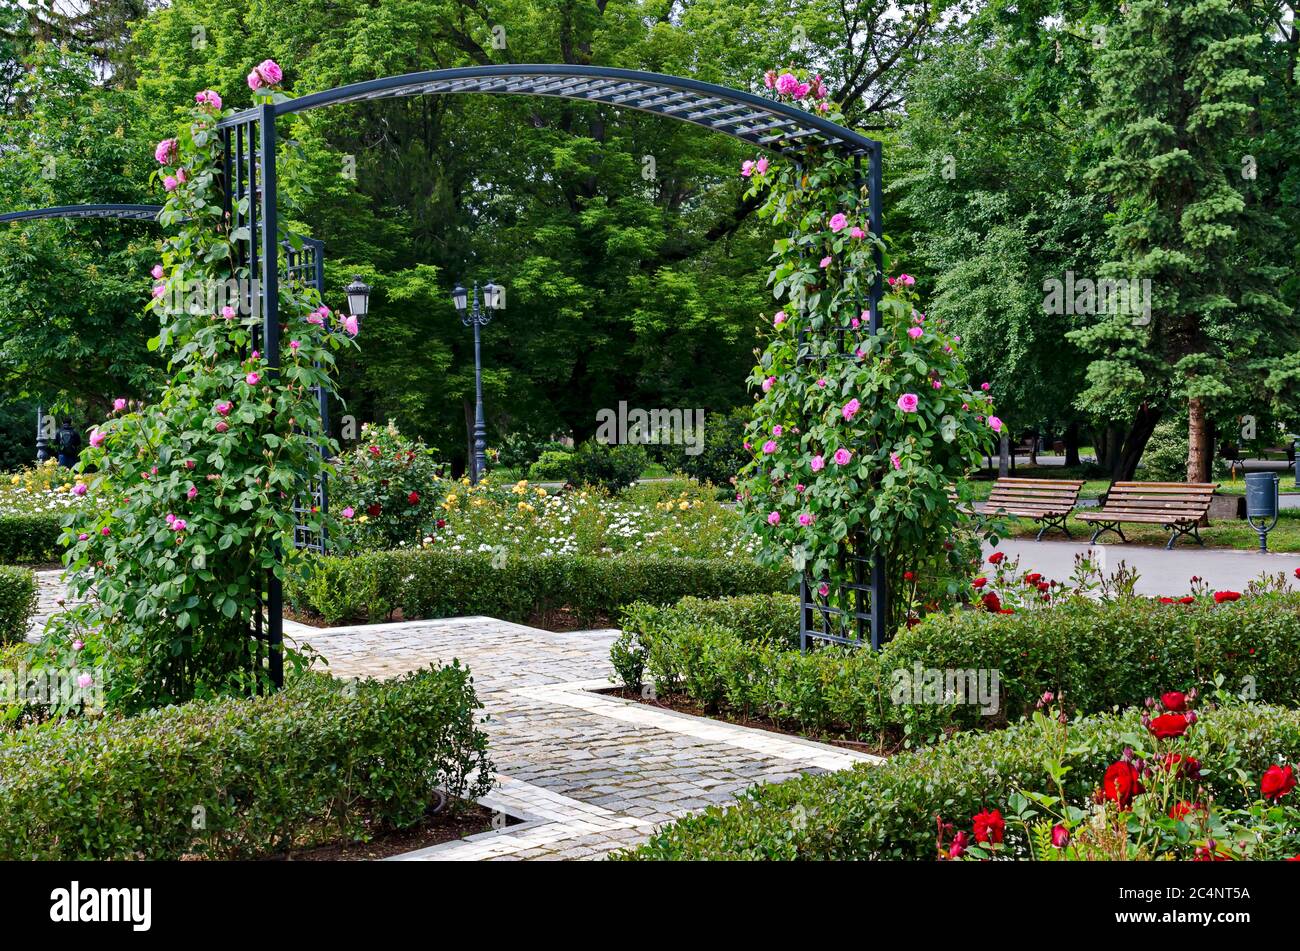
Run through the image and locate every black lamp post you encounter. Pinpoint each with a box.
[345,275,371,322]
[453,281,505,484]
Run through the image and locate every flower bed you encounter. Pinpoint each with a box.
[0,664,492,859]
[618,701,1300,861]
[614,589,1300,742]
[0,462,94,564]
[285,549,789,628]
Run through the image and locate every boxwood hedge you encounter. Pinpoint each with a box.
[0,566,37,645]
[620,702,1300,860]
[285,549,789,627]
[614,592,1300,740]
[0,513,62,565]
[0,663,492,860]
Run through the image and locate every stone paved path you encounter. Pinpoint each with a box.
[288,617,875,860]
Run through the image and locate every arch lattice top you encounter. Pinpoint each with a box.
[0,204,163,224]
[217,65,879,157]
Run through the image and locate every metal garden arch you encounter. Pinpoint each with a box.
[214,64,889,678]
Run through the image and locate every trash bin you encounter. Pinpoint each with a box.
[1245,471,1280,551]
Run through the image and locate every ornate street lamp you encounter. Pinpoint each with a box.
[345,275,371,320]
[454,281,505,484]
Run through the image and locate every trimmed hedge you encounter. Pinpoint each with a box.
[286,549,790,626]
[614,592,1300,739]
[0,566,37,645]
[620,702,1300,860]
[0,664,493,859]
[0,513,62,565]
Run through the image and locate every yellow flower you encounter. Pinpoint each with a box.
[678,501,689,511]
[517,502,534,513]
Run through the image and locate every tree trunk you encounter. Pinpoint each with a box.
[1187,396,1211,482]
[1110,405,1162,481]
[1064,421,1081,467]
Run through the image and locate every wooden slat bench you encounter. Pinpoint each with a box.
[980,477,1085,540]
[1078,482,1219,549]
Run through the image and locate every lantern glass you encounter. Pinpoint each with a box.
[485,282,505,311]
[452,284,468,314]
[345,276,371,318]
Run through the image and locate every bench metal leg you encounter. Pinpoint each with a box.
[1164,522,1205,550]
[1088,522,1126,544]
[1035,513,1071,541]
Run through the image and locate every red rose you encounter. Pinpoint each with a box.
[981,592,1002,613]
[367,445,381,456]
[988,551,1005,565]
[1178,596,1196,605]
[1158,597,1175,604]
[1213,590,1241,603]
[1294,568,1300,580]
[1024,572,1041,585]
[972,808,1005,844]
[948,830,969,859]
[1168,801,1196,821]
[1162,753,1201,779]
[1037,581,1050,592]
[366,503,382,518]
[1161,691,1187,712]
[1100,761,1142,809]
[1148,713,1190,739]
[972,577,987,589]
[903,571,914,581]
[1051,823,1069,848]
[408,491,420,505]
[436,519,446,529]
[1261,764,1297,802]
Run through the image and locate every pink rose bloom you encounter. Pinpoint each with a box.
[306,312,324,325]
[816,378,827,388]
[113,398,127,411]
[176,168,188,184]
[767,511,781,526]
[817,102,829,113]
[828,213,848,233]
[981,382,991,391]
[772,426,783,437]
[72,639,83,650]
[77,533,88,541]
[907,326,923,339]
[842,398,860,421]
[762,376,776,393]
[317,305,331,318]
[154,139,177,165]
[163,176,178,192]
[195,89,223,110]
[795,484,805,493]
[89,429,105,448]
[247,70,264,91]
[850,317,860,329]
[798,512,814,527]
[343,315,360,336]
[932,381,942,389]
[762,440,777,454]
[172,519,187,531]
[756,157,769,174]
[953,335,961,343]
[246,372,260,385]
[216,402,231,416]
[773,311,786,327]
[248,59,282,90]
[187,486,198,500]
[185,459,195,469]
[741,160,754,178]
[289,340,301,352]
[215,421,229,433]
[962,403,969,410]
[151,264,164,280]
[221,305,237,320]
[795,83,810,98]
[341,506,355,519]
[833,448,852,466]
[988,416,1003,432]
[900,274,916,286]
[73,483,87,496]
[897,393,919,413]
[850,226,865,239]
[890,453,901,470]
[817,582,830,597]
[819,256,832,269]
[775,73,799,95]
[152,285,166,299]
[764,71,776,89]
[810,455,825,472]
[251,351,260,359]
[100,527,111,536]
[77,673,93,689]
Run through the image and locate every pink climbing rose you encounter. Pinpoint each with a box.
[818,583,830,597]
[767,511,781,526]
[756,157,769,174]
[222,305,237,320]
[762,376,776,393]
[151,264,164,280]
[343,315,360,336]
[741,160,755,177]
[842,398,860,421]
[163,176,178,192]
[773,311,786,327]
[195,89,222,110]
[341,506,355,519]
[216,401,231,416]
[154,139,177,165]
[762,440,777,454]
[187,486,198,500]
[73,483,87,496]
[988,416,1003,432]
[850,226,865,239]
[248,59,283,91]
[907,326,923,339]
[833,448,852,466]
[890,453,901,470]
[215,421,229,433]
[775,73,799,95]
[113,398,127,411]
[246,372,260,386]
[819,255,833,269]
[810,455,825,472]
[77,673,93,689]
[828,213,848,233]
[89,429,105,448]
[798,512,814,527]
[897,393,919,413]
[772,426,783,437]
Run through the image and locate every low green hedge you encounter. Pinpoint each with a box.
[0,513,62,565]
[620,702,1300,860]
[286,549,790,626]
[614,592,1300,740]
[0,566,37,645]
[0,664,493,859]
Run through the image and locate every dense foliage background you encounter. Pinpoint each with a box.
[1,0,1298,479]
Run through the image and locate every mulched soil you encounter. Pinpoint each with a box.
[262,802,505,861]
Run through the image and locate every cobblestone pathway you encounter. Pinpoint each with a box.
[27,576,876,860]
[290,617,877,861]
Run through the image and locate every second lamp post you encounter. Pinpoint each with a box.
[453,281,505,484]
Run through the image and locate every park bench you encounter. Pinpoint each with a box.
[979,477,1085,540]
[1078,482,1219,549]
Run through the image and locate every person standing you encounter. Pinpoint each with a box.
[55,419,82,469]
